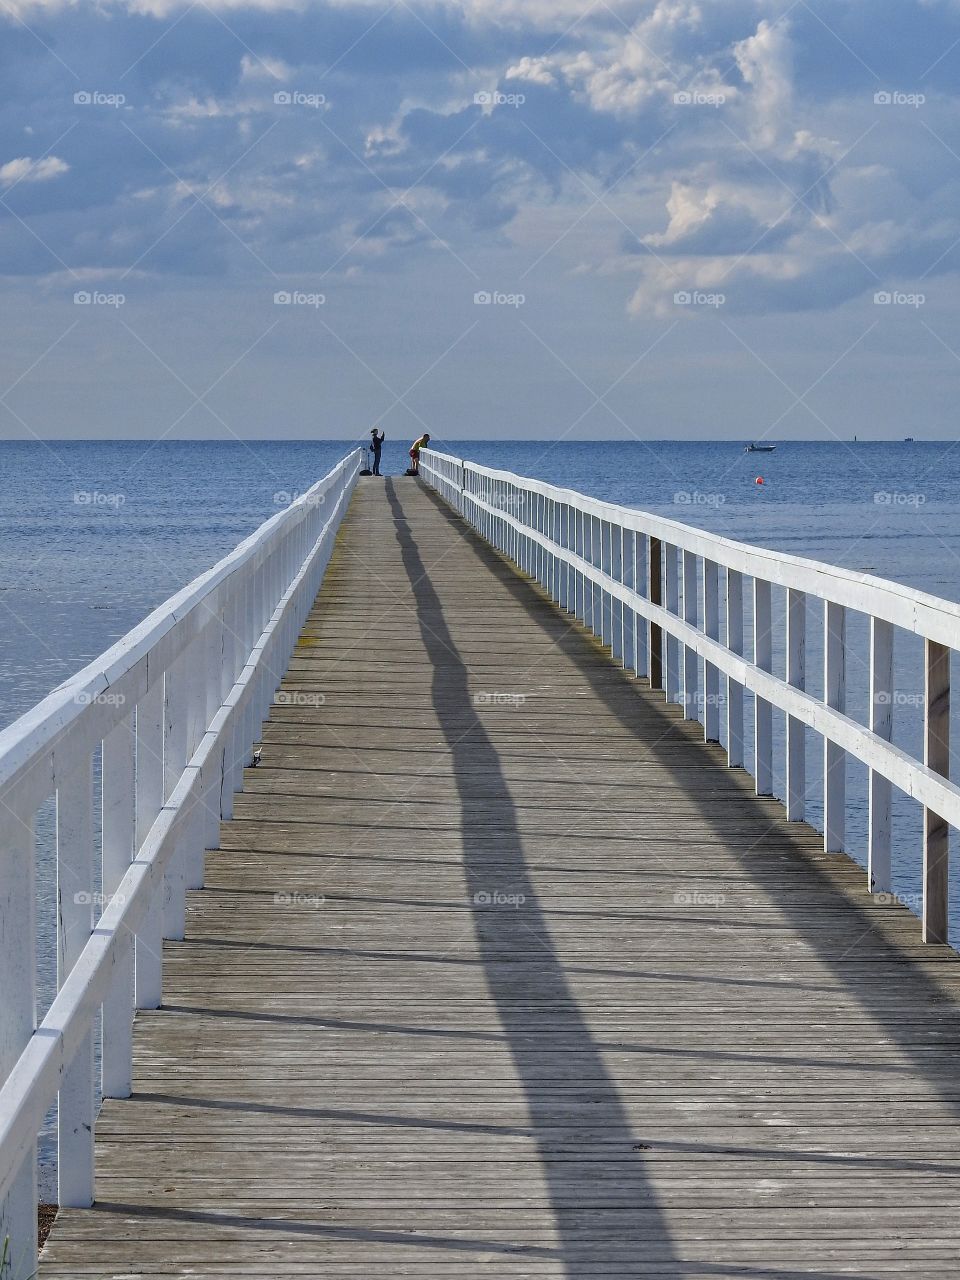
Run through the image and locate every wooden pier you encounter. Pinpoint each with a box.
[31,479,960,1276]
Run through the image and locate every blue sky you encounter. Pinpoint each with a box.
[1,0,959,440]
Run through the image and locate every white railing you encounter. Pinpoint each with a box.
[421,448,958,942]
[0,449,362,1278]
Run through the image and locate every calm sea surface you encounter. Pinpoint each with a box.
[4,438,959,1190]
[4,438,958,720]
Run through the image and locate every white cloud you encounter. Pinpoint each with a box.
[645,182,720,247]
[239,53,293,81]
[0,0,951,329]
[502,2,710,116]
[733,19,795,150]
[0,155,69,185]
[505,56,556,87]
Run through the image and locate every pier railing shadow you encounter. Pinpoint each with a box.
[403,478,960,1252]
[383,478,680,1276]
[413,477,960,1037]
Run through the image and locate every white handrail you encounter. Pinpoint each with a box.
[422,452,960,646]
[420,448,955,947]
[0,449,362,1276]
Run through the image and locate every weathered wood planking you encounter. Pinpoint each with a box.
[38,478,960,1278]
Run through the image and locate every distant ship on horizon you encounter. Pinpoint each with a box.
[745,442,777,453]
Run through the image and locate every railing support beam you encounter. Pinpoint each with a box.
[682,550,698,721]
[824,602,847,853]
[869,619,894,894]
[102,714,136,1100]
[648,537,663,691]
[923,639,950,944]
[786,589,806,820]
[726,569,744,769]
[0,801,36,1276]
[754,579,773,796]
[703,559,720,742]
[56,755,95,1209]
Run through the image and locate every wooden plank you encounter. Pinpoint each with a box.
[37,479,960,1279]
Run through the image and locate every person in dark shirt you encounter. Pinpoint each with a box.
[370,428,385,476]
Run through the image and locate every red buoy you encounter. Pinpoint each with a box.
[755,476,764,485]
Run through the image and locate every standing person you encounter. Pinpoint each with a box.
[370,428,385,476]
[408,433,430,475]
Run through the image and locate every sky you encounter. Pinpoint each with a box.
[1,0,959,441]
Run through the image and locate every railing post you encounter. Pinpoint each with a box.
[611,523,623,664]
[561,504,570,610]
[0,796,37,1278]
[648,536,663,691]
[514,483,522,565]
[102,713,136,1099]
[682,550,698,720]
[162,653,189,941]
[516,487,523,566]
[634,532,648,679]
[544,498,553,595]
[556,501,564,603]
[240,575,258,768]
[786,588,806,819]
[824,602,847,852]
[527,490,535,576]
[558,504,569,612]
[566,504,573,611]
[869,618,894,892]
[183,628,212,890]
[923,639,950,943]
[590,515,601,636]
[603,520,613,648]
[527,486,535,573]
[665,544,679,704]
[726,569,744,768]
[203,610,226,853]
[598,518,607,646]
[219,592,241,821]
[56,754,95,1208]
[595,516,604,634]
[703,559,720,741]
[135,678,165,1010]
[576,511,586,625]
[531,492,538,579]
[620,527,633,673]
[754,579,773,795]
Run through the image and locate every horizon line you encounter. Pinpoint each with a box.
[0,436,941,445]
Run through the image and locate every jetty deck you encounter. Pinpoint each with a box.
[38,479,960,1277]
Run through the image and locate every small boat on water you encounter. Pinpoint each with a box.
[745,442,776,453]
